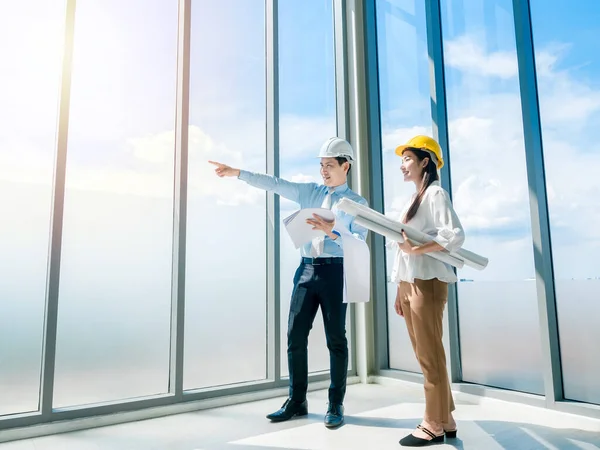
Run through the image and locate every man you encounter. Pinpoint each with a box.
[209,137,368,428]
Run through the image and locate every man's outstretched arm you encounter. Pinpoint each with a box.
[209,160,315,204]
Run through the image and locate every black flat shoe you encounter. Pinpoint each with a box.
[444,428,457,438]
[399,425,444,447]
[266,398,308,422]
[324,403,344,428]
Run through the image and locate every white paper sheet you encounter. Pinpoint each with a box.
[283,208,335,249]
[333,222,371,304]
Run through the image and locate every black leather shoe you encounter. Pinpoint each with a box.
[324,403,344,428]
[266,398,308,422]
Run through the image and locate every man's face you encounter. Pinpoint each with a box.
[320,157,348,187]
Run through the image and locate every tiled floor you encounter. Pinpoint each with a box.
[1,381,599,449]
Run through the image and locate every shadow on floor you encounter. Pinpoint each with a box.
[476,421,600,450]
[336,415,600,449]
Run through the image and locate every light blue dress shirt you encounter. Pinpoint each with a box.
[238,170,369,258]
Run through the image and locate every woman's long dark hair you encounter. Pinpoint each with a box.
[402,148,439,223]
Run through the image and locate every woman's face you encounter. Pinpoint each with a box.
[400,149,426,183]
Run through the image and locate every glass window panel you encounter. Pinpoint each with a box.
[375,0,444,373]
[184,0,267,389]
[53,0,177,407]
[0,1,65,416]
[441,0,544,394]
[278,0,345,376]
[531,0,600,404]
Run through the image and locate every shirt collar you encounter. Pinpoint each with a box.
[328,182,349,194]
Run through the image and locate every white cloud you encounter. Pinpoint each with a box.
[381,125,431,154]
[279,114,337,160]
[0,115,338,211]
[445,36,518,79]
[443,36,600,126]
[64,166,173,199]
[444,36,589,91]
[290,174,317,183]
[535,45,563,77]
[453,175,529,233]
[127,131,175,165]
[126,125,262,205]
[537,71,600,125]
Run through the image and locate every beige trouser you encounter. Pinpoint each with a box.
[399,278,455,424]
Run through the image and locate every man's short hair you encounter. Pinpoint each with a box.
[334,156,351,173]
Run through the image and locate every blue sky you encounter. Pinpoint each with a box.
[531,0,600,79]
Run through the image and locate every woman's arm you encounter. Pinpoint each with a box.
[429,189,464,252]
[398,234,444,255]
[397,188,464,255]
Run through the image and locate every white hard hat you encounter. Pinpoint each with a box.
[317,137,354,161]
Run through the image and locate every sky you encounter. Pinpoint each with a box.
[1,0,600,411]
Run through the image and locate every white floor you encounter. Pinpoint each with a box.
[2,381,600,450]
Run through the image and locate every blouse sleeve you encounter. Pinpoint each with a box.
[429,189,465,252]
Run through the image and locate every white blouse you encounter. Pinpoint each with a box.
[389,181,465,284]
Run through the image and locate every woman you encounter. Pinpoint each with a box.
[390,135,464,447]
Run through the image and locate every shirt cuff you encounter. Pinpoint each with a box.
[433,229,464,252]
[238,169,251,181]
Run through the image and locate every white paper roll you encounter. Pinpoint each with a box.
[354,216,466,269]
[339,198,488,270]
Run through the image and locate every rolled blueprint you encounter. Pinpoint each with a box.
[354,216,466,269]
[339,198,488,270]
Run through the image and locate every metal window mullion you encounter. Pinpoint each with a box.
[266,0,280,382]
[169,0,192,400]
[39,0,77,418]
[512,0,562,405]
[333,0,350,140]
[424,0,462,382]
[360,0,388,372]
[332,0,358,374]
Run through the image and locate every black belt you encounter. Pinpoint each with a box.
[302,257,343,265]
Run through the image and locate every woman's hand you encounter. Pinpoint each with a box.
[397,230,419,254]
[394,288,404,317]
[306,214,338,239]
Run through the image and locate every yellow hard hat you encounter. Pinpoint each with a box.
[395,135,444,169]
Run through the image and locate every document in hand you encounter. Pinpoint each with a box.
[283,208,335,249]
[333,222,371,304]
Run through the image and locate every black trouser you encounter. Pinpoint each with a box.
[287,257,348,405]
